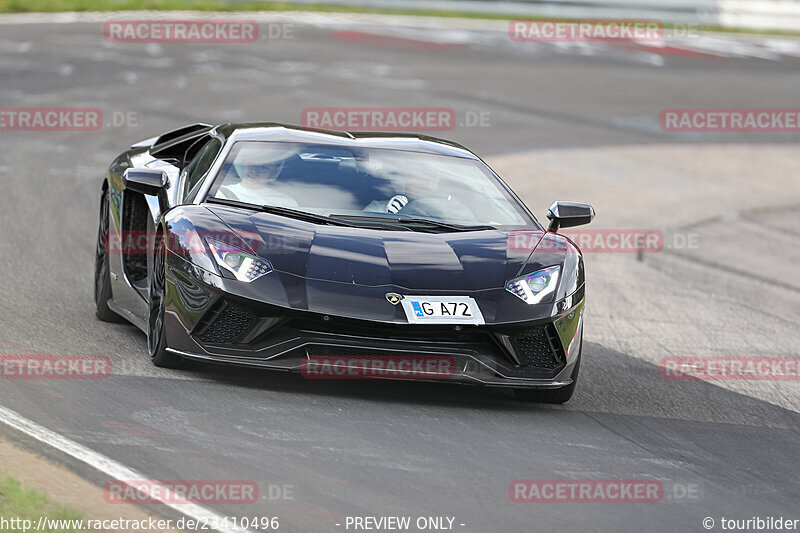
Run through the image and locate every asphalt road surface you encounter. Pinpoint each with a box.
[1,12,799,533]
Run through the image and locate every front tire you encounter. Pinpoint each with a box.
[513,336,582,404]
[147,232,183,368]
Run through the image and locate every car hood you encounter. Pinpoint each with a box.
[206,207,565,292]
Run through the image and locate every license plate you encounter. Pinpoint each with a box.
[401,296,485,325]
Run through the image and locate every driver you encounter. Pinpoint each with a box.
[357,155,445,215]
[385,171,443,214]
[217,144,299,207]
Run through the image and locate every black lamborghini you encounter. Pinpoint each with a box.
[95,122,594,402]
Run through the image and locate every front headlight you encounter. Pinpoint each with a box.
[505,266,560,304]
[206,238,273,282]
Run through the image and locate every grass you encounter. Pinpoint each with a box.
[6,0,521,16]
[1,0,799,37]
[0,474,82,533]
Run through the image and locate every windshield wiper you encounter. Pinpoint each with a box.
[206,197,384,228]
[329,214,496,232]
[260,204,350,226]
[399,218,497,232]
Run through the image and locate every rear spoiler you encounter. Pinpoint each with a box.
[153,123,213,147]
[148,123,215,163]
[130,122,213,150]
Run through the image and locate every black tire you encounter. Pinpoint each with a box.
[513,337,582,404]
[147,232,183,368]
[95,188,125,323]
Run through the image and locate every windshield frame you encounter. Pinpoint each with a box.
[199,139,542,231]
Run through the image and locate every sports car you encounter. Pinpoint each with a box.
[95,122,594,402]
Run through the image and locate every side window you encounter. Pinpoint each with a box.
[182,138,223,200]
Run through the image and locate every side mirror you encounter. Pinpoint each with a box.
[123,168,170,213]
[546,201,595,232]
[123,168,169,196]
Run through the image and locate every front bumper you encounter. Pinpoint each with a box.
[163,256,585,389]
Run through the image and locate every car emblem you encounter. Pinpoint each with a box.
[385,293,403,305]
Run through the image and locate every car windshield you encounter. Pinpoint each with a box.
[206,141,536,228]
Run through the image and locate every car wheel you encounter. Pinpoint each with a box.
[95,188,124,323]
[513,335,582,404]
[147,232,183,368]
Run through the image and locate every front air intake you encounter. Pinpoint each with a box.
[509,325,564,369]
[195,301,258,345]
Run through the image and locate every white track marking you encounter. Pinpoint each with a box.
[0,405,253,533]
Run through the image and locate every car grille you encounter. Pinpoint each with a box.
[509,325,563,369]
[195,301,258,345]
[191,301,564,377]
[307,346,381,357]
[306,345,448,358]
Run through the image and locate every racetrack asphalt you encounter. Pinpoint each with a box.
[0,12,799,533]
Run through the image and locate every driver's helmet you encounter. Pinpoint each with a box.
[233,144,298,184]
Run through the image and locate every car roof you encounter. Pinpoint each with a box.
[212,122,479,159]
